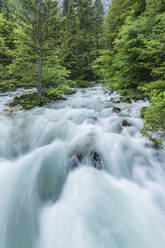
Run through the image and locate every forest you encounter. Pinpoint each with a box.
[0,0,165,145]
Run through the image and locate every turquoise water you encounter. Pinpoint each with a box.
[0,87,165,248]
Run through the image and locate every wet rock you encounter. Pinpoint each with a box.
[109,90,113,96]
[111,97,123,103]
[104,90,113,95]
[112,98,120,104]
[113,107,121,113]
[122,120,131,127]
[90,149,102,170]
[69,148,103,171]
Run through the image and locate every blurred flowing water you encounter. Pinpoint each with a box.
[0,87,165,248]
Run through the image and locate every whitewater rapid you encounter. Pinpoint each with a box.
[0,87,165,248]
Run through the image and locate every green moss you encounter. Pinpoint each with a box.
[9,86,76,110]
[10,93,46,110]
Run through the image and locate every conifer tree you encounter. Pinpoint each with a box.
[13,0,61,103]
[62,0,98,81]
[94,0,104,50]
[62,0,70,15]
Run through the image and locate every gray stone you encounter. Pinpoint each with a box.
[113,107,121,113]
[122,120,131,127]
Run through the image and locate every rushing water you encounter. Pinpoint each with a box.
[0,86,165,248]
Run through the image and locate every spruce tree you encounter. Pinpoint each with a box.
[62,0,98,82]
[62,0,70,15]
[94,0,104,50]
[13,0,61,103]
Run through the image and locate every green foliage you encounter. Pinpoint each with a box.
[10,93,45,109]
[57,84,76,95]
[61,0,104,81]
[8,24,38,88]
[140,87,165,145]
[42,56,71,87]
[0,12,16,84]
[97,0,165,144]
[10,83,77,110]
[0,0,104,103]
[45,88,65,101]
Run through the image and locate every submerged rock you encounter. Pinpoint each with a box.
[87,116,98,124]
[69,148,103,171]
[69,154,80,170]
[113,107,121,113]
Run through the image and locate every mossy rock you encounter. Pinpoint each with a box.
[10,93,47,110]
[122,96,131,103]
[9,86,76,110]
[65,89,76,95]
[140,107,148,118]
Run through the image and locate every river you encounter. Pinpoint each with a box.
[0,86,165,248]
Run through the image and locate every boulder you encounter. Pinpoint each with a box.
[113,107,121,113]
[122,120,131,127]
[111,98,121,103]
